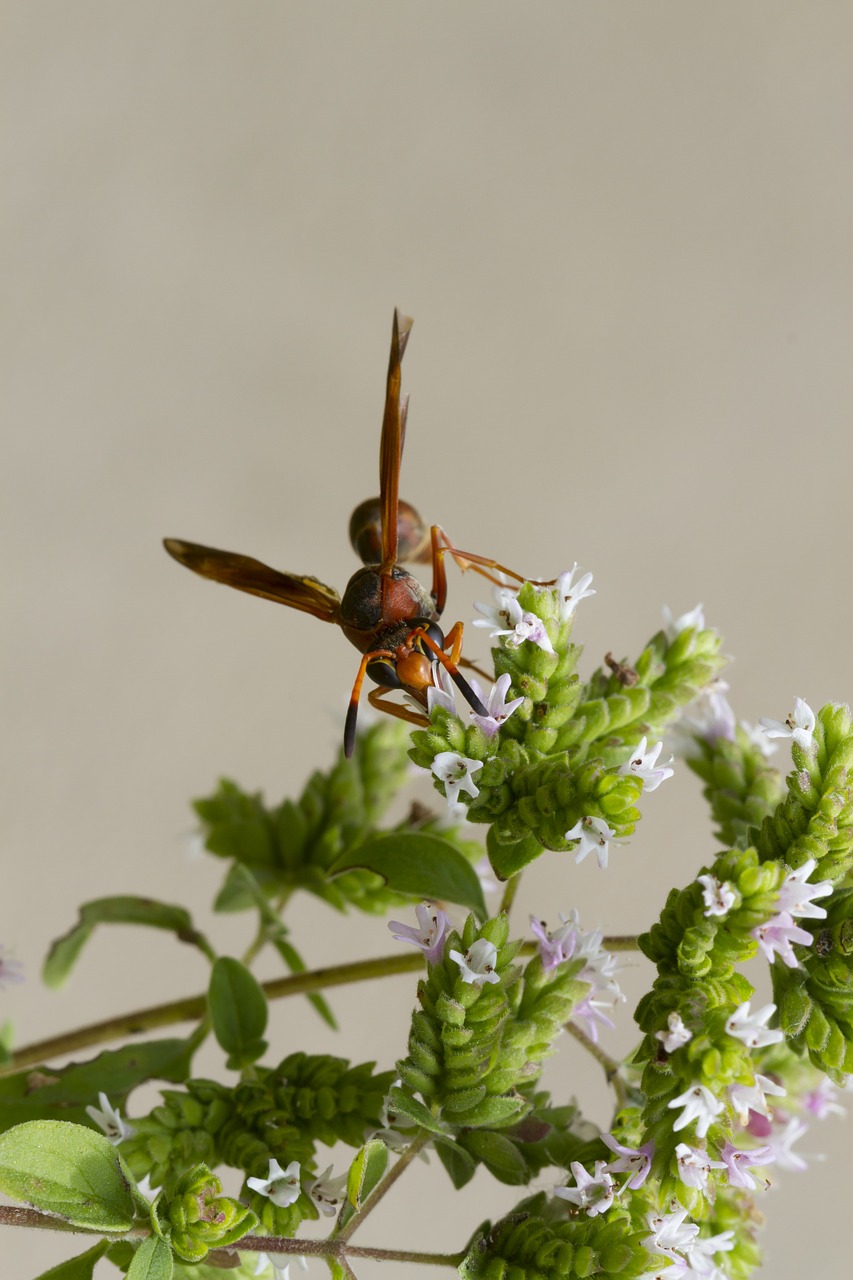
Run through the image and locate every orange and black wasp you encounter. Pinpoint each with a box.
[164,310,540,756]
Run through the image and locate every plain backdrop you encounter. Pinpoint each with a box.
[3,3,853,1277]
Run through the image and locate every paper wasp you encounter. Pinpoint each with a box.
[164,310,541,756]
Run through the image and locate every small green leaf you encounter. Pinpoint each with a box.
[127,1236,174,1280]
[458,1130,529,1184]
[208,957,268,1066]
[486,829,543,881]
[44,897,214,987]
[387,1087,448,1135]
[346,1137,388,1209]
[433,1136,477,1188]
[0,1120,136,1230]
[330,832,487,918]
[33,1241,110,1280]
[0,1039,198,1135]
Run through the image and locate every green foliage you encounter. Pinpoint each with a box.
[330,829,488,918]
[44,898,215,988]
[195,720,421,915]
[686,724,786,848]
[150,1163,257,1262]
[208,957,269,1069]
[0,1120,137,1232]
[32,1241,110,1280]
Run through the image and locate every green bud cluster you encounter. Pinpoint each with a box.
[410,584,725,879]
[149,1163,257,1263]
[396,915,588,1139]
[459,1190,654,1280]
[194,720,418,914]
[687,724,786,848]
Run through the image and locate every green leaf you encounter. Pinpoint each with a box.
[0,1039,198,1135]
[346,1137,388,1208]
[458,1130,529,1184]
[486,828,543,881]
[0,1121,136,1230]
[208,957,268,1067]
[44,897,214,987]
[387,1087,448,1135]
[330,832,487,919]
[433,1136,477,1188]
[33,1241,110,1279]
[127,1236,174,1280]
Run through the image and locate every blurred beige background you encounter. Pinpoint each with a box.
[3,3,853,1276]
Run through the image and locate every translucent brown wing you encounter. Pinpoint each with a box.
[378,309,414,569]
[163,538,340,622]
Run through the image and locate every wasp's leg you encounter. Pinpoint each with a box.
[344,647,396,759]
[413,625,488,717]
[428,524,557,609]
[366,685,429,728]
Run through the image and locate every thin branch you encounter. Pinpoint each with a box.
[564,1019,628,1108]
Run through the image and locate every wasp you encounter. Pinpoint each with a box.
[164,311,540,756]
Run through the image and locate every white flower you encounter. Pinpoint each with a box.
[667,1083,724,1138]
[600,1134,654,1189]
[697,873,737,918]
[752,911,813,967]
[776,859,833,919]
[619,736,674,792]
[554,1160,615,1215]
[254,1256,309,1280]
[662,603,705,642]
[656,1011,693,1054]
[426,661,457,716]
[686,1230,735,1276]
[388,903,451,963]
[472,585,521,635]
[740,719,779,757]
[469,672,524,737]
[802,1077,846,1120]
[728,1072,786,1126]
[674,1142,724,1191]
[555,564,596,620]
[308,1164,348,1217]
[530,914,577,970]
[246,1158,302,1208]
[565,815,621,870]
[725,1000,784,1049]
[449,937,500,986]
[431,752,483,807]
[0,945,24,987]
[644,1207,700,1262]
[85,1092,134,1144]
[759,697,816,750]
[472,589,554,653]
[762,1115,810,1172]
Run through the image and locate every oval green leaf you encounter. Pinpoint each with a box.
[330,833,487,918]
[208,957,268,1063]
[127,1236,174,1280]
[0,1120,136,1230]
[34,1241,110,1279]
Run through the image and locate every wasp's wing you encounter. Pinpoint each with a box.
[163,539,340,621]
[378,309,413,569]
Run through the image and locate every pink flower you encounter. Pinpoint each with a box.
[752,911,813,967]
[388,903,451,964]
[601,1133,654,1189]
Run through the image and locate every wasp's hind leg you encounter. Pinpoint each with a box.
[428,525,556,612]
[366,686,429,728]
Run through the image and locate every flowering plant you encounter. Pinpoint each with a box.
[1,570,850,1280]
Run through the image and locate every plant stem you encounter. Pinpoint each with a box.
[498,872,520,916]
[564,1019,628,1107]
[337,1128,431,1242]
[3,951,424,1073]
[3,936,641,1075]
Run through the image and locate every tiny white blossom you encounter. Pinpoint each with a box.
[600,1133,654,1189]
[728,1072,787,1126]
[644,1207,700,1261]
[687,1230,735,1275]
[752,911,813,967]
[656,1011,693,1053]
[565,815,622,870]
[619,737,674,792]
[776,859,833,919]
[802,1077,846,1120]
[725,1000,784,1049]
[662,603,705,642]
[246,1158,302,1208]
[530,914,577,970]
[554,1160,615,1215]
[740,719,779,757]
[449,937,500,986]
[388,903,451,964]
[426,661,457,716]
[0,945,24,987]
[762,1115,810,1172]
[759,697,816,750]
[472,585,521,635]
[469,672,524,737]
[697,873,737,918]
[85,1092,134,1145]
[431,752,483,807]
[719,1140,775,1190]
[667,1083,724,1138]
[555,564,596,620]
[308,1164,348,1217]
[674,1142,725,1191]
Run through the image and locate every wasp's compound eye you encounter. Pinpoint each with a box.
[366,658,401,689]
